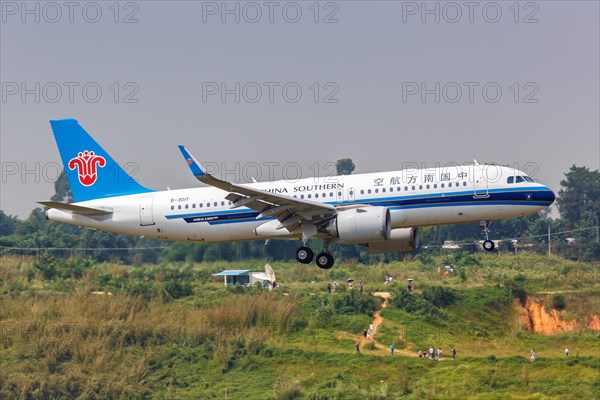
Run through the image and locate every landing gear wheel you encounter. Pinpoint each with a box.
[315,252,334,269]
[483,240,495,251]
[296,246,314,264]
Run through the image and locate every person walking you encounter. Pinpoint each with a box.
[565,347,569,358]
[327,283,332,294]
[390,344,395,356]
[530,349,535,362]
[438,348,442,361]
[369,323,374,335]
[452,348,456,360]
[363,329,368,339]
[359,280,364,292]
[429,346,434,359]
[356,343,360,353]
[333,281,337,292]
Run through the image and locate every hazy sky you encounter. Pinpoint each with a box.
[1,1,598,218]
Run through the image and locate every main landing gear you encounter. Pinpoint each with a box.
[479,220,495,251]
[295,241,335,269]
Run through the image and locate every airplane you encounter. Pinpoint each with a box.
[40,119,556,269]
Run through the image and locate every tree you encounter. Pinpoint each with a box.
[557,165,600,229]
[51,170,73,203]
[0,211,19,236]
[335,159,355,175]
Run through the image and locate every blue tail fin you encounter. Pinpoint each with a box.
[50,119,153,202]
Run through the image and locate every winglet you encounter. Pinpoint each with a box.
[178,145,206,177]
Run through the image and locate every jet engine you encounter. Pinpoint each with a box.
[325,206,391,243]
[368,227,420,253]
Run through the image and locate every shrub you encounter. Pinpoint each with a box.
[333,289,379,316]
[504,274,528,305]
[422,286,457,308]
[551,294,566,310]
[163,280,194,299]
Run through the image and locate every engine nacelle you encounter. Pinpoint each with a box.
[368,228,420,253]
[326,207,391,243]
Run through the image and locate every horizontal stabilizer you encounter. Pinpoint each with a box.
[38,201,113,216]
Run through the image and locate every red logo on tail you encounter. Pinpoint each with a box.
[68,150,106,186]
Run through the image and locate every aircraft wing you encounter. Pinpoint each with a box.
[178,145,337,233]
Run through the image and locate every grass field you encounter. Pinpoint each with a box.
[0,251,598,399]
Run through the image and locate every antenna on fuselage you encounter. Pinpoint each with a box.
[473,159,480,166]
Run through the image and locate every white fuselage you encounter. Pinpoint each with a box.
[47,165,555,244]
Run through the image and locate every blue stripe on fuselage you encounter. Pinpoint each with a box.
[166,187,554,224]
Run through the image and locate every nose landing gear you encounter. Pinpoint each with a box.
[479,220,496,251]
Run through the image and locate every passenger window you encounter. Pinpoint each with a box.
[419,185,423,190]
[185,204,189,209]
[404,186,408,191]
[307,194,312,199]
[375,189,379,193]
[170,205,174,210]
[441,183,444,188]
[360,190,364,195]
[192,204,196,208]
[300,195,304,199]
[507,176,514,184]
[426,184,430,189]
[463,182,467,186]
[411,186,415,190]
[349,190,354,195]
[434,184,437,189]
[389,187,393,192]
[214,202,217,207]
[199,203,203,208]
[368,189,372,194]
[221,201,225,206]
[315,193,319,198]
[206,203,210,207]
[448,183,452,187]
[178,205,182,210]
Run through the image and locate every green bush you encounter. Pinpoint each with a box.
[422,286,457,308]
[333,289,379,316]
[163,280,194,299]
[551,294,566,310]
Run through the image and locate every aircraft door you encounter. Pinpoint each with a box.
[139,197,155,226]
[473,166,489,198]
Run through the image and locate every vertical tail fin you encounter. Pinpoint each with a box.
[50,119,153,202]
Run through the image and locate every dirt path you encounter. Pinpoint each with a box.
[358,292,416,356]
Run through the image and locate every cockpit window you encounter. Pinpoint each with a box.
[515,176,524,183]
[523,176,534,182]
